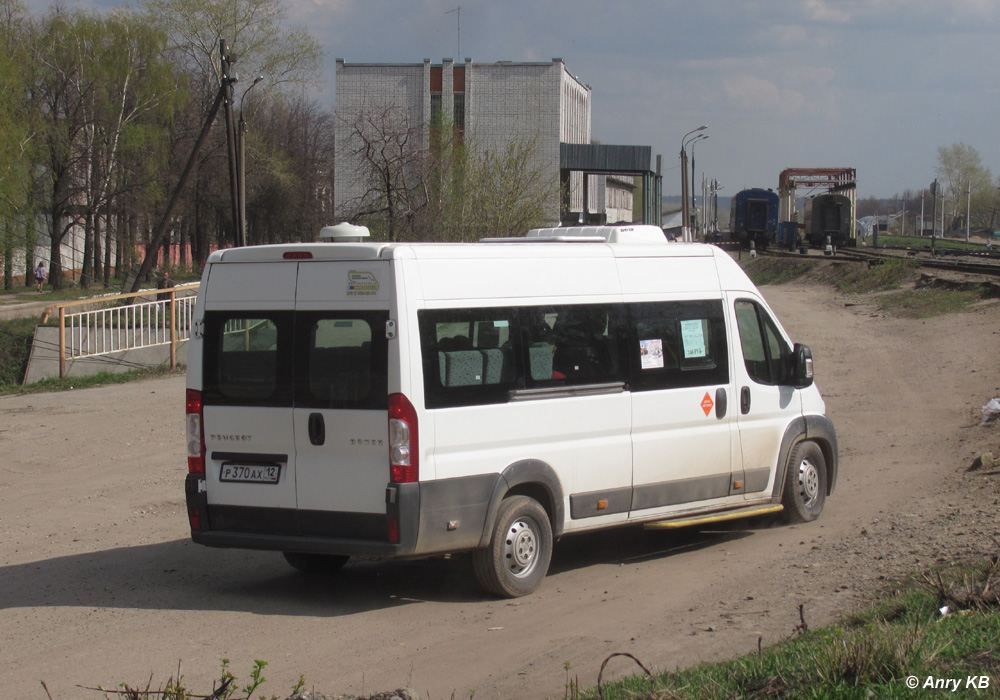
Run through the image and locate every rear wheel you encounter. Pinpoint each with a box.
[473,495,552,598]
[782,441,827,523]
[282,551,349,573]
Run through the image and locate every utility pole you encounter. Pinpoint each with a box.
[221,39,241,247]
[127,40,237,293]
[931,179,938,255]
[966,181,971,243]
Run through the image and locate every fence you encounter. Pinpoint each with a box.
[41,283,200,379]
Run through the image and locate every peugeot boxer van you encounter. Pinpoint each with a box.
[185,224,837,597]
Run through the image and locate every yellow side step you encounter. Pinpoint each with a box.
[643,504,784,530]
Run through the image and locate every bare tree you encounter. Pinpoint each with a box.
[337,101,429,241]
[338,103,557,242]
[245,92,336,243]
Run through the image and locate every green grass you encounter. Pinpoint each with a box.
[742,254,994,318]
[0,365,182,396]
[875,287,989,318]
[740,256,820,286]
[0,316,40,385]
[878,235,986,251]
[580,558,1000,700]
[834,257,917,294]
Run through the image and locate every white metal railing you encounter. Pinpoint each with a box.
[42,283,200,378]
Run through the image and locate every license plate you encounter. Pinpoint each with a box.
[220,463,280,484]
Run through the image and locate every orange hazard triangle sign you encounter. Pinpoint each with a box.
[701,392,714,417]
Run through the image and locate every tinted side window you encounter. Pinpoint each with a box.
[295,312,389,410]
[521,304,625,388]
[419,308,519,409]
[203,312,293,406]
[628,300,729,391]
[735,299,791,385]
[418,303,627,409]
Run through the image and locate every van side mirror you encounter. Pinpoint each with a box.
[790,343,814,388]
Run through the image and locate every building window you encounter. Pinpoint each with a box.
[453,93,465,130]
[430,92,443,127]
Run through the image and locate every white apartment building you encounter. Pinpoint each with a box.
[334,58,595,226]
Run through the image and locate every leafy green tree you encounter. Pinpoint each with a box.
[935,142,995,230]
[464,135,557,240]
[338,104,557,242]
[78,11,185,287]
[28,8,183,289]
[141,0,323,256]
[143,0,321,97]
[0,0,36,289]
[245,92,335,244]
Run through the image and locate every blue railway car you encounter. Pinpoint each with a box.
[729,188,779,250]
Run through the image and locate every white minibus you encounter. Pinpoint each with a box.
[185,224,837,597]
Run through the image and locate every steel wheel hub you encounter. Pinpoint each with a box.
[504,520,538,578]
[798,458,820,508]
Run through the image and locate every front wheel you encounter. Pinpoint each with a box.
[782,441,827,523]
[473,495,553,598]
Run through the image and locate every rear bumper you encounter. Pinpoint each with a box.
[191,530,410,557]
[185,474,420,557]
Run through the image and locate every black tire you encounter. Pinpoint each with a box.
[282,551,349,574]
[781,441,827,523]
[473,495,553,598]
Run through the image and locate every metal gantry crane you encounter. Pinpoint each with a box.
[778,167,857,245]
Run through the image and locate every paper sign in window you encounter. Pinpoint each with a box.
[639,339,664,369]
[680,319,707,359]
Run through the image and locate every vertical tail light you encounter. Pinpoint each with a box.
[186,389,206,475]
[388,393,418,483]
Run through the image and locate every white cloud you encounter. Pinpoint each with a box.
[724,75,806,114]
[801,0,852,23]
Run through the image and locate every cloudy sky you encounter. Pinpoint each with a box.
[23,0,1000,198]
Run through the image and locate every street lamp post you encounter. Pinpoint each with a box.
[680,125,707,241]
[690,134,708,238]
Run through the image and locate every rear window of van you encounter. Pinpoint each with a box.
[202,311,388,409]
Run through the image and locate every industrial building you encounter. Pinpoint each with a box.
[334,58,661,228]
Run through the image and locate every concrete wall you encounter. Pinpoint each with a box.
[23,326,188,385]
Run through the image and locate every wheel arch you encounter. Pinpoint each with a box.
[772,415,839,501]
[477,459,565,548]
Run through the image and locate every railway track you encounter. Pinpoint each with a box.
[765,245,1000,279]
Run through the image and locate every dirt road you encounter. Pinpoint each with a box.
[2,281,999,700]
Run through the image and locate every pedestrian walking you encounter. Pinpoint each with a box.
[34,262,46,292]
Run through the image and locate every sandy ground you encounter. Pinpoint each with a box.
[2,280,999,700]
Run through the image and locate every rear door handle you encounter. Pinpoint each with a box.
[740,386,751,414]
[308,412,326,446]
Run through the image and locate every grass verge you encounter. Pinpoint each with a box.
[740,254,920,294]
[581,556,1000,700]
[878,235,988,252]
[739,256,820,286]
[0,365,182,396]
[832,257,917,294]
[876,286,992,319]
[742,254,997,318]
